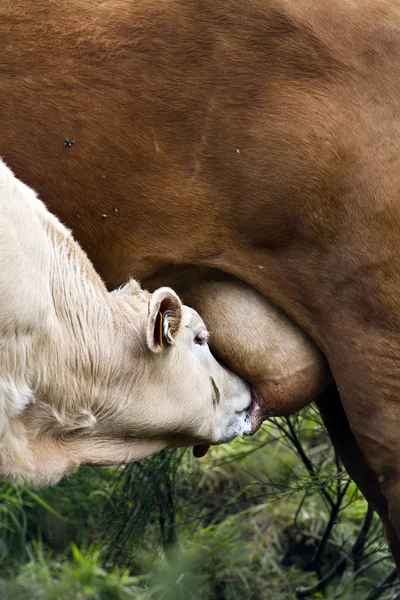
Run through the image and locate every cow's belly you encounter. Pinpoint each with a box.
[2,0,400,423]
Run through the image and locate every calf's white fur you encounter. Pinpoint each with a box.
[0,160,255,485]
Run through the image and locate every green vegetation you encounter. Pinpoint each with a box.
[0,408,397,599]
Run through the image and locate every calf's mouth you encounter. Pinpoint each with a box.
[192,390,263,458]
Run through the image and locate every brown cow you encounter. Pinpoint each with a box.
[2,0,400,567]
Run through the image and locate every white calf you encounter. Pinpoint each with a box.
[0,160,260,485]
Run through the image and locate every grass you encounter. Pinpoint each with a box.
[0,412,397,599]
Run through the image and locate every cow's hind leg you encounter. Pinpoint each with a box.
[342,407,400,572]
[316,384,400,571]
[327,330,400,573]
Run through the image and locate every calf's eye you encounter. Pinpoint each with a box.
[194,334,206,345]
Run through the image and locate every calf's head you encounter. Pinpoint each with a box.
[2,281,260,485]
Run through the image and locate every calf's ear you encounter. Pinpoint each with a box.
[146,287,182,352]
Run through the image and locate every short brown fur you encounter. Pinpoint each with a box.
[2,0,400,567]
